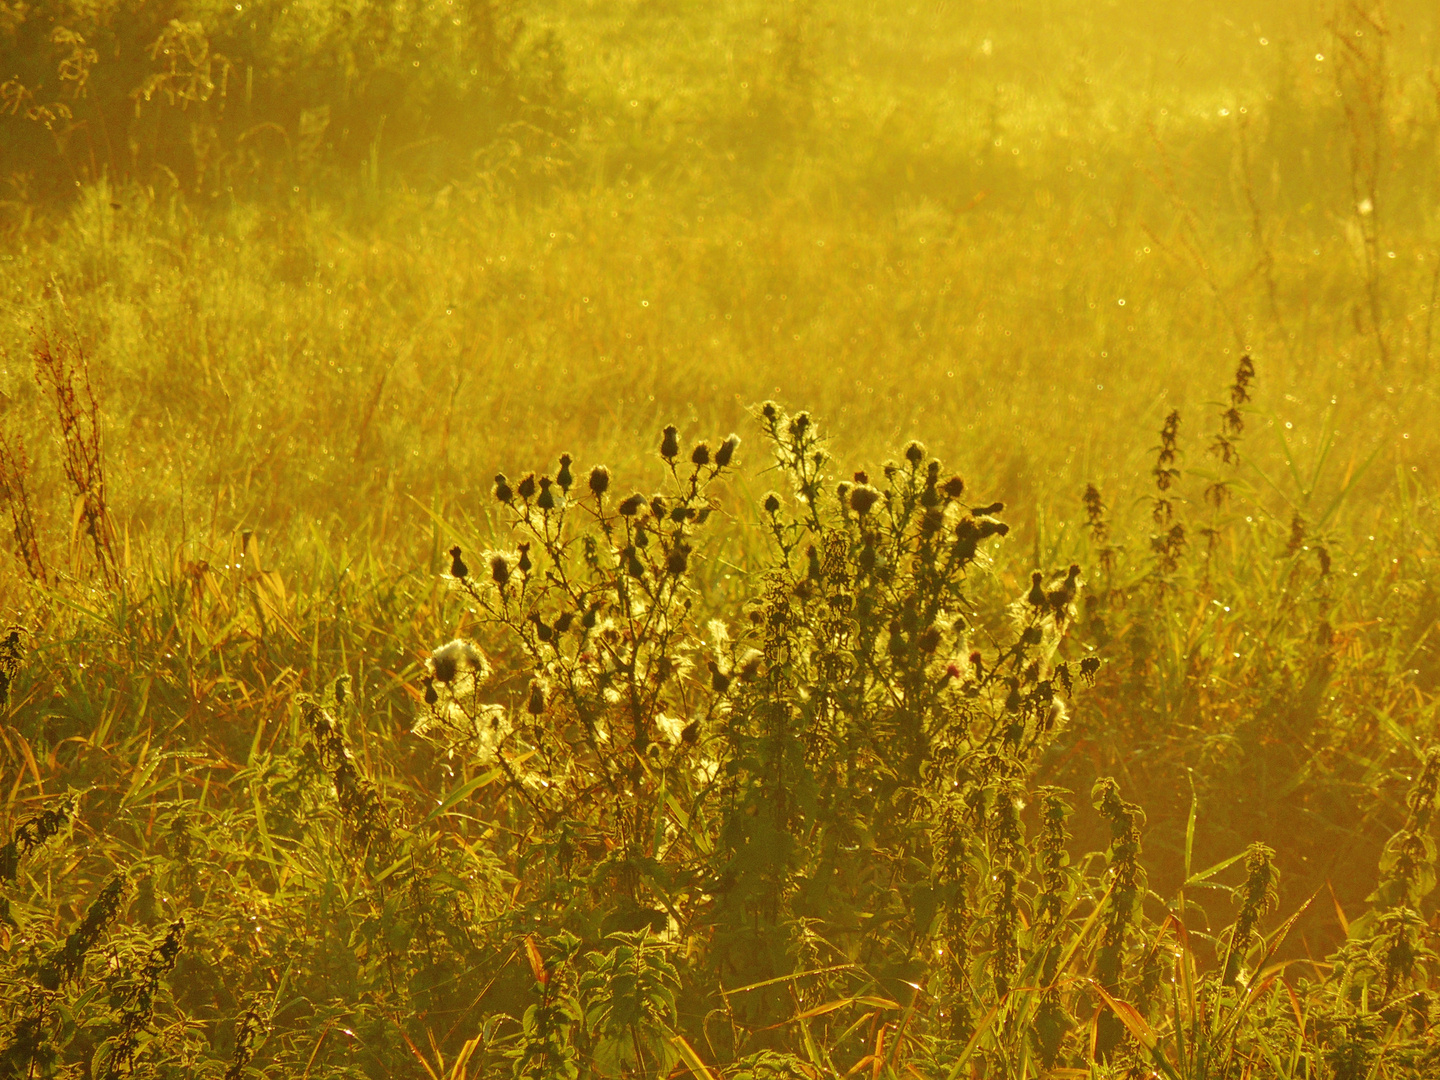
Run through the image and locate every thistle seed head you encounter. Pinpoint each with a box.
[849,484,882,515]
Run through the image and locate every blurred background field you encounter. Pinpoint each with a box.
[3,1,1440,1076]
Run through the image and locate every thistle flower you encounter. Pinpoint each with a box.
[904,440,926,464]
[1027,571,1046,608]
[490,553,511,586]
[429,638,488,685]
[618,492,645,516]
[763,492,781,514]
[517,543,532,573]
[537,476,556,510]
[691,441,711,466]
[849,484,882,515]
[589,465,611,497]
[666,542,691,576]
[448,545,468,580]
[942,475,965,499]
[494,473,514,504]
[516,473,537,500]
[715,433,739,467]
[557,453,574,492]
[660,424,680,461]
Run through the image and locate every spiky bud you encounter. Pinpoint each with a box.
[849,485,882,515]
[490,554,511,587]
[715,434,740,468]
[557,454,573,492]
[589,465,610,497]
[660,425,680,461]
[494,474,514,504]
[449,545,468,580]
[691,442,711,466]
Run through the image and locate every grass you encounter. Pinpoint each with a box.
[1,0,1440,1076]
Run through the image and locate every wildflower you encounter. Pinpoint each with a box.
[517,543,532,573]
[667,542,691,576]
[942,475,965,499]
[448,545,468,580]
[494,473,514,504]
[904,440,926,464]
[660,424,680,461]
[589,465,611,497]
[517,473,537,500]
[557,453,574,492]
[715,433,740,467]
[527,679,547,716]
[1027,571,1047,608]
[618,492,645,516]
[537,476,556,510]
[763,492,781,514]
[490,553,511,587]
[973,501,1005,517]
[707,659,731,693]
[691,441,711,466]
[429,639,488,685]
[849,484,882,515]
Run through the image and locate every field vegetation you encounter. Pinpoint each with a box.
[2,0,1440,1076]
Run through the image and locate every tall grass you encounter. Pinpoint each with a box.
[2,0,1440,1076]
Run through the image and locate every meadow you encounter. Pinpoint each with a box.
[2,0,1440,1076]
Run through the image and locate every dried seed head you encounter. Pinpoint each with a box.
[554,610,575,633]
[917,624,942,653]
[430,639,486,684]
[1028,571,1047,607]
[494,473,514,504]
[589,465,611,497]
[763,492,781,514]
[516,543,532,574]
[537,478,556,510]
[920,507,945,536]
[650,495,668,519]
[660,425,680,461]
[557,454,573,492]
[618,492,645,516]
[904,440,926,464]
[691,442,711,466]
[667,542,691,576]
[761,401,780,421]
[707,659,732,693]
[526,680,547,716]
[849,484,882,515]
[490,554,511,586]
[973,501,1005,517]
[942,475,965,499]
[788,412,811,437]
[516,473,537,500]
[449,545,468,580]
[715,433,740,467]
[423,676,438,705]
[853,470,869,484]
